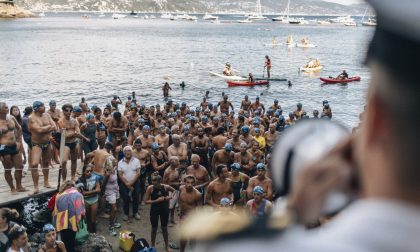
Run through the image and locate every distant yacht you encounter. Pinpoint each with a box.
[247,0,267,20]
[203,13,218,20]
[112,13,126,19]
[329,16,355,23]
[160,13,173,19]
[361,18,377,26]
[344,21,357,26]
[238,18,253,23]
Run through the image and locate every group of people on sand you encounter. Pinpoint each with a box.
[0,93,332,252]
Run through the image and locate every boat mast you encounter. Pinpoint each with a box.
[287,0,290,19]
[361,6,368,23]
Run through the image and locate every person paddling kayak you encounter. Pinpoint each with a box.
[337,70,349,80]
[248,73,255,82]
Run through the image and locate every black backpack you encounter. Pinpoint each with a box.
[130,238,150,252]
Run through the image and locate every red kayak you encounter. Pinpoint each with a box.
[320,76,361,84]
[227,80,269,87]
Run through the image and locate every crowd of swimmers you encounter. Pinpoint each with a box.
[0,93,333,252]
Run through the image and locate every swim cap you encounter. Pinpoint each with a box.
[231,163,241,171]
[208,103,213,109]
[143,125,151,131]
[156,104,160,108]
[182,102,186,106]
[274,99,278,103]
[324,104,330,109]
[220,197,231,207]
[183,125,190,131]
[105,103,112,108]
[201,116,208,122]
[279,115,285,122]
[49,100,56,105]
[288,112,294,117]
[323,100,329,105]
[274,112,280,117]
[86,113,94,120]
[224,143,233,151]
[159,124,165,129]
[242,126,250,134]
[256,163,265,170]
[42,223,55,234]
[190,116,196,121]
[256,96,260,100]
[277,109,283,115]
[32,101,44,111]
[297,103,302,108]
[213,116,219,121]
[138,118,145,123]
[91,105,98,111]
[195,107,200,112]
[73,106,82,113]
[151,142,159,150]
[253,118,260,124]
[253,186,264,194]
[254,128,260,133]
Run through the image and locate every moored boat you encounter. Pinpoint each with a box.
[227,80,269,87]
[320,76,361,84]
[299,65,324,72]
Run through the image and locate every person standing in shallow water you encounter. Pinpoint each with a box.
[162,82,171,98]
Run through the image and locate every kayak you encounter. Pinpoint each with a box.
[320,76,361,84]
[299,65,323,72]
[296,43,317,48]
[209,72,247,81]
[227,80,269,87]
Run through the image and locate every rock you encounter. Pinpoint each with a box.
[75,234,113,252]
[0,3,34,18]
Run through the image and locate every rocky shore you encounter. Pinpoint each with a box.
[0,3,34,18]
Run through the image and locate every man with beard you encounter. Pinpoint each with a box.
[211,143,234,177]
[226,129,246,153]
[234,143,254,176]
[179,175,202,252]
[191,127,210,172]
[0,102,26,193]
[247,163,272,200]
[28,101,56,193]
[205,164,233,208]
[57,104,82,181]
[186,154,210,196]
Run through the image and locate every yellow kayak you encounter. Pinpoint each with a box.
[299,65,324,72]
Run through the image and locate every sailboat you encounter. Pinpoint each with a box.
[361,6,377,26]
[247,0,267,20]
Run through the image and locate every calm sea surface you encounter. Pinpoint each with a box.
[0,14,374,128]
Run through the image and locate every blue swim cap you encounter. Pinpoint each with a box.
[208,103,213,109]
[256,163,265,170]
[213,116,219,121]
[201,116,208,122]
[138,118,145,123]
[183,125,190,131]
[49,100,56,105]
[224,143,233,151]
[190,116,196,121]
[91,105,98,111]
[221,113,227,118]
[159,124,165,129]
[182,102,186,106]
[253,186,264,194]
[73,106,82,113]
[274,112,280,117]
[151,142,159,150]
[274,99,278,103]
[277,109,283,115]
[105,103,112,108]
[42,223,55,233]
[288,112,294,117]
[86,113,94,120]
[32,101,44,111]
[323,100,329,105]
[279,115,285,122]
[297,103,302,108]
[253,118,260,124]
[220,197,231,207]
[254,128,260,133]
[143,125,150,131]
[231,163,241,171]
[242,126,250,134]
[195,107,200,112]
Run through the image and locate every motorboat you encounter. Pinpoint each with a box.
[344,21,357,26]
[272,16,285,22]
[361,18,377,26]
[112,13,127,19]
[289,17,304,24]
[186,15,198,21]
[203,13,218,20]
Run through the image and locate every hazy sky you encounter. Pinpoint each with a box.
[323,0,364,5]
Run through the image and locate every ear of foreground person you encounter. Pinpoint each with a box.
[183,0,420,251]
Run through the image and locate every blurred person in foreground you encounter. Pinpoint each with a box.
[182,1,420,251]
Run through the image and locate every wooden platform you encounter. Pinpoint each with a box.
[0,165,61,207]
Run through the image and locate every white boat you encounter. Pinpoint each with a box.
[160,13,173,19]
[176,14,190,20]
[203,13,218,20]
[38,12,45,17]
[112,13,126,19]
[289,17,305,24]
[317,20,330,25]
[246,0,267,20]
[209,72,248,81]
[361,18,377,26]
[238,19,253,23]
[344,21,357,26]
[299,65,323,72]
[272,16,284,22]
[329,16,354,24]
[186,15,198,21]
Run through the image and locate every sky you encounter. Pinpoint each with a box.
[323,0,364,5]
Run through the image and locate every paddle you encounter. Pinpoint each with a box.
[263,66,266,78]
